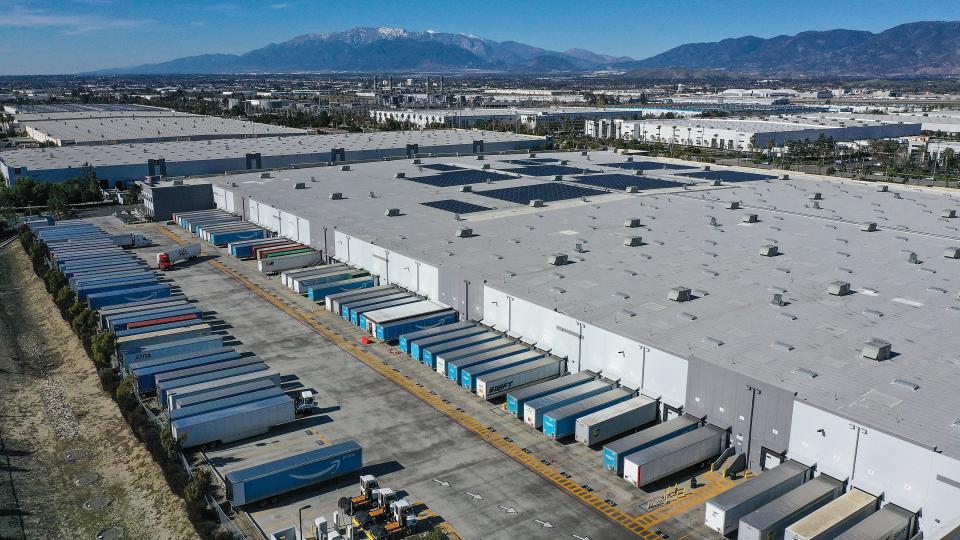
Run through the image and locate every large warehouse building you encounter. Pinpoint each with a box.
[372,106,701,129]
[587,117,922,149]
[175,151,960,538]
[0,129,546,186]
[6,106,306,146]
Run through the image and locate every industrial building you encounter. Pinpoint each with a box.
[371,106,702,129]
[166,150,960,539]
[6,106,306,146]
[588,117,921,149]
[1,129,545,186]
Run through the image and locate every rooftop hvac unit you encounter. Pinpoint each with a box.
[581,151,588,156]
[547,253,568,266]
[476,154,485,160]
[560,160,569,165]
[626,157,634,162]
[827,280,851,296]
[781,174,789,180]
[759,244,779,257]
[529,153,537,158]
[624,236,643,247]
[907,252,919,264]
[329,192,343,200]
[260,172,271,179]
[482,163,491,169]
[625,186,639,193]
[624,218,641,228]
[172,179,183,185]
[771,293,785,306]
[294,182,306,190]
[394,172,406,179]
[385,208,400,217]
[809,192,822,200]
[455,227,473,238]
[231,182,238,188]
[812,201,821,210]
[411,158,421,164]
[863,338,891,361]
[703,165,711,171]
[943,209,957,219]
[340,165,351,171]
[668,286,692,302]
[634,169,645,176]
[529,199,544,208]
[574,243,585,253]
[945,247,960,259]
[554,175,563,181]
[726,201,741,209]
[861,222,878,232]
[877,185,888,192]
[710,180,721,186]
[743,213,759,223]
[460,185,472,192]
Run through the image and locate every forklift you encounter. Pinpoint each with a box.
[368,499,418,540]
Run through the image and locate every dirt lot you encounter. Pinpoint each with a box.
[0,243,196,540]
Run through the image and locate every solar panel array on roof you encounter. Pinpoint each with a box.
[505,165,601,177]
[678,170,778,183]
[420,199,494,214]
[607,161,696,171]
[420,163,466,172]
[475,183,608,204]
[572,174,687,191]
[408,169,515,187]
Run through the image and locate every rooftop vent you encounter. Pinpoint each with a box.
[618,309,637,318]
[529,199,544,208]
[340,165,351,171]
[781,174,789,180]
[260,172,271,179]
[394,172,406,179]
[891,378,920,391]
[677,312,697,321]
[828,281,851,296]
[634,169,644,176]
[743,213,759,223]
[907,252,919,264]
[625,186,639,193]
[624,236,643,247]
[482,163,491,169]
[703,165,711,171]
[860,222,878,232]
[794,367,818,379]
[668,286,692,302]
[945,247,960,259]
[877,184,888,192]
[893,192,902,199]
[726,201,741,209]
[172,179,183,186]
[809,192,822,200]
[294,182,306,190]
[329,192,343,200]
[560,160,569,165]
[529,153,537,158]
[476,154,485,160]
[554,175,563,181]
[455,227,473,238]
[385,208,400,217]
[626,156,635,162]
[411,158,421,164]
[460,185,472,192]
[772,341,794,352]
[759,244,780,257]
[863,338,892,361]
[710,180,721,186]
[812,201,822,210]
[624,218,641,228]
[943,209,957,219]
[581,151,588,156]
[547,253,568,266]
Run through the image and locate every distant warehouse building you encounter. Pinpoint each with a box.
[0,129,546,187]
[587,117,921,150]
[372,106,699,130]
[9,108,306,146]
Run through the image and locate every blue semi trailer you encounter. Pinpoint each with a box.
[398,321,475,355]
[306,277,376,301]
[375,309,459,342]
[87,284,172,309]
[225,440,363,507]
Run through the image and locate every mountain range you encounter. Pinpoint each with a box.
[98,21,960,77]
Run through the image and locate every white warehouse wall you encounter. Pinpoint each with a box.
[482,285,687,407]
[333,230,441,302]
[788,401,960,538]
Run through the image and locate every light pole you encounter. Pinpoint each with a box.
[298,504,311,540]
[744,385,762,469]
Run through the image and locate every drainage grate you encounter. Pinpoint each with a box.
[74,472,100,487]
[83,496,113,511]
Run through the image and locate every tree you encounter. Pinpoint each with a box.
[184,467,210,506]
[47,188,69,218]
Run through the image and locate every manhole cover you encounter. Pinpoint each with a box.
[83,497,112,511]
[96,527,123,540]
[65,448,90,462]
[74,473,100,487]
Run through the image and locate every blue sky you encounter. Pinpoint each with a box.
[3,0,960,75]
